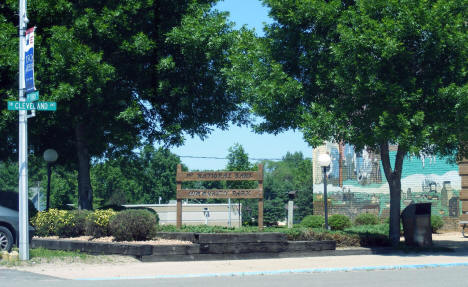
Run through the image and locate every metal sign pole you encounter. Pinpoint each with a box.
[228,198,231,227]
[18,0,29,261]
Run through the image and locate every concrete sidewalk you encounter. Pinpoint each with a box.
[8,250,468,280]
[7,232,468,280]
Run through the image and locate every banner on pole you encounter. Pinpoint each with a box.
[24,27,36,93]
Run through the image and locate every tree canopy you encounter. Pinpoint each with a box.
[0,0,249,209]
[227,0,468,243]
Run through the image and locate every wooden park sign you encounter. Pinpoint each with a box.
[176,164,264,229]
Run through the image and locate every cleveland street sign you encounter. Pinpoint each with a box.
[8,101,57,111]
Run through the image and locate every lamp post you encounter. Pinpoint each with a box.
[318,153,331,230]
[43,149,58,210]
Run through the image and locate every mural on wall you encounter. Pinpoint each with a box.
[312,143,461,218]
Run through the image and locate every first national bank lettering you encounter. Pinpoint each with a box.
[181,171,256,180]
[176,164,264,229]
[197,172,253,179]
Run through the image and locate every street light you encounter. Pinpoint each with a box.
[43,149,58,210]
[318,153,331,230]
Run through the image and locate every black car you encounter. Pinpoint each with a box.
[0,205,34,252]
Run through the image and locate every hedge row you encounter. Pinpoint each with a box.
[300,213,444,233]
[31,209,159,241]
[300,214,352,230]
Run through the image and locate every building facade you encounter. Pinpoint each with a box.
[312,143,461,222]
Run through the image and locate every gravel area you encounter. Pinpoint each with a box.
[34,236,193,245]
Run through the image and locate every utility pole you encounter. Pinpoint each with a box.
[18,0,29,260]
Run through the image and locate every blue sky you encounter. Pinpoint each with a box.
[170,0,311,171]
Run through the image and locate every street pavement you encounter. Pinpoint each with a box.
[3,249,468,281]
[2,265,468,287]
[2,232,468,286]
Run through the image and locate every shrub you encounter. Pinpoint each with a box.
[326,232,360,247]
[344,224,391,247]
[129,207,160,225]
[300,215,324,228]
[354,213,379,226]
[85,209,116,238]
[32,209,91,238]
[431,215,444,233]
[31,209,65,236]
[98,204,127,212]
[281,228,361,247]
[56,210,90,237]
[281,226,308,240]
[345,223,389,235]
[328,214,351,231]
[109,209,157,241]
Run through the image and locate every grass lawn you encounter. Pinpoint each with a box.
[0,248,90,267]
[30,247,89,260]
[0,247,135,267]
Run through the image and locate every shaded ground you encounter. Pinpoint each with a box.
[432,231,468,251]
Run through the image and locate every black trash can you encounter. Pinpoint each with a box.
[401,203,432,247]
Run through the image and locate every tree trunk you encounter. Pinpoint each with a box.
[339,142,343,187]
[75,123,93,210]
[388,174,402,245]
[380,143,406,246]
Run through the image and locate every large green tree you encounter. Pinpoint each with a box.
[263,152,314,223]
[0,156,77,210]
[0,161,18,192]
[130,146,182,204]
[91,146,181,206]
[1,0,248,209]
[228,0,468,243]
[0,5,18,160]
[225,144,259,225]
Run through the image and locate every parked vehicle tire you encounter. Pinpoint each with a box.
[0,226,13,252]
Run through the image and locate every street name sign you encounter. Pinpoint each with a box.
[8,101,57,111]
[26,91,39,101]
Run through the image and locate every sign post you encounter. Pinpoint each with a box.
[14,1,54,261]
[18,0,29,261]
[176,164,264,230]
